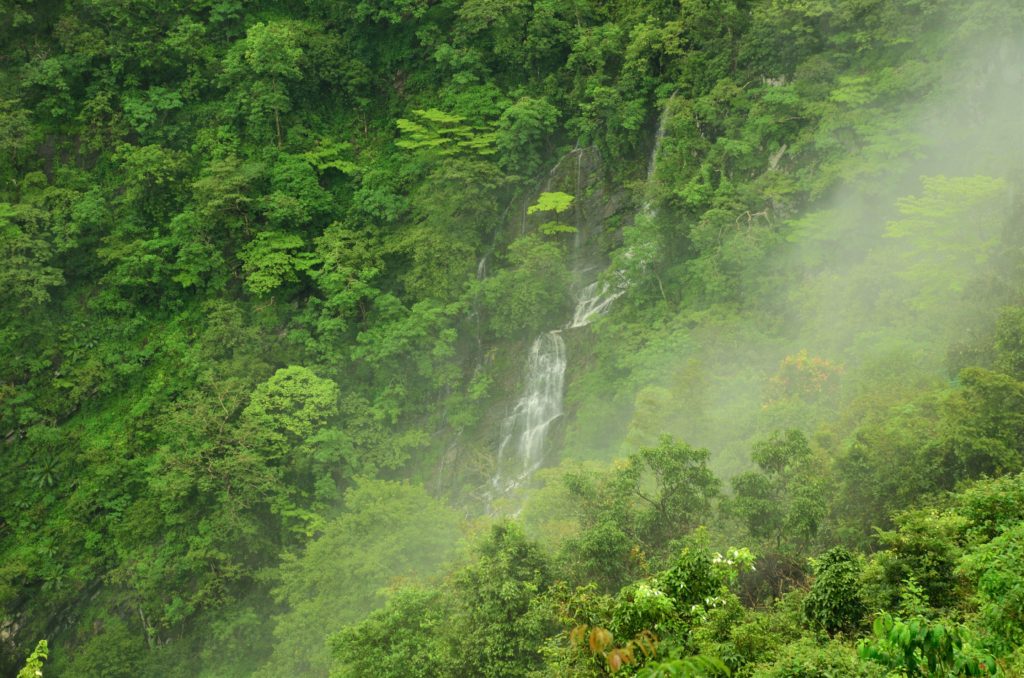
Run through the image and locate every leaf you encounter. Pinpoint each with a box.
[302,141,357,174]
[413,108,465,124]
[589,627,613,654]
[538,221,577,236]
[527,191,575,215]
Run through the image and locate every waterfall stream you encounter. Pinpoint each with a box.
[570,280,626,329]
[489,104,672,498]
[489,287,613,495]
[491,330,566,494]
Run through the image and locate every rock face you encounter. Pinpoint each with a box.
[485,147,619,497]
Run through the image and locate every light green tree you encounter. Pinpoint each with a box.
[17,640,47,678]
[730,430,827,553]
[528,191,577,235]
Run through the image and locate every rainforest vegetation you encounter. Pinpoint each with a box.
[2,0,1024,675]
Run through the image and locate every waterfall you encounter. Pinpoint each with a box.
[488,110,671,498]
[569,280,626,329]
[648,106,669,182]
[490,279,624,495]
[491,331,566,494]
[641,96,673,217]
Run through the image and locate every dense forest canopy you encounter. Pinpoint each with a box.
[2,0,1024,675]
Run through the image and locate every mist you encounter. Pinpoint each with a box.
[549,26,1024,487]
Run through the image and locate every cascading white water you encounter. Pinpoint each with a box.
[491,331,566,493]
[568,102,672,332]
[640,96,673,217]
[569,280,626,329]
[490,280,624,494]
[648,105,670,182]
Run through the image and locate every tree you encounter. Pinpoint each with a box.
[396,108,498,157]
[0,98,35,186]
[884,175,1008,316]
[730,430,826,553]
[479,233,571,337]
[17,640,48,678]
[241,366,339,458]
[858,613,997,677]
[445,523,556,678]
[803,547,865,637]
[559,436,721,592]
[331,522,554,678]
[330,588,451,678]
[239,365,341,518]
[938,368,1024,478]
[262,151,333,228]
[0,202,63,309]
[237,231,313,296]
[221,21,305,145]
[957,523,1024,655]
[306,221,384,358]
[257,479,462,677]
[624,436,721,549]
[496,96,559,177]
[527,191,577,236]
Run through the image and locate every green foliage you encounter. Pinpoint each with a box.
[259,479,462,677]
[868,509,969,612]
[885,176,1007,310]
[635,655,730,677]
[330,588,449,678]
[221,21,306,145]
[528,191,575,216]
[528,191,577,236]
[731,430,826,553]
[957,523,1024,655]
[955,473,1024,543]
[331,522,554,678]
[940,368,1024,478]
[479,234,571,337]
[0,202,63,308]
[2,0,1024,675]
[803,547,865,637]
[858,613,998,677]
[496,96,559,176]
[558,436,721,592]
[63,617,143,678]
[243,366,338,445]
[446,523,556,677]
[753,637,872,678]
[17,640,47,678]
[396,108,498,157]
[238,231,313,295]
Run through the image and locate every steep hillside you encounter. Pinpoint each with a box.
[2,0,1024,676]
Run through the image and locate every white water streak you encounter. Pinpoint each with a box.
[569,281,626,329]
[492,331,566,493]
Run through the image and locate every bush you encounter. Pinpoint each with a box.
[753,637,872,678]
[802,547,865,636]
